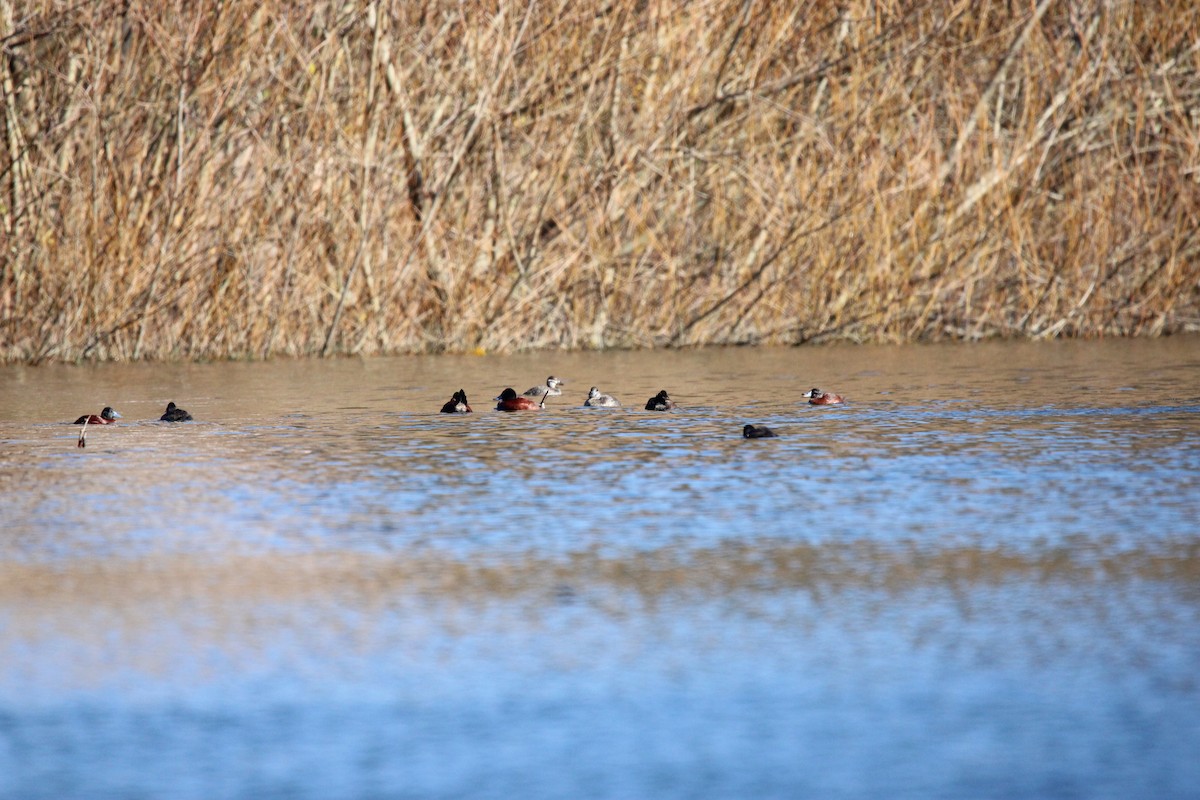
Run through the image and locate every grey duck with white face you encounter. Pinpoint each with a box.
[584,387,620,407]
[524,376,565,397]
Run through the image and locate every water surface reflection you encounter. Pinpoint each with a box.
[1,339,1198,798]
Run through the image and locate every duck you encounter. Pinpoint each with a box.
[160,401,193,422]
[584,387,620,408]
[440,389,472,413]
[644,390,677,411]
[743,424,778,439]
[524,376,565,397]
[73,407,121,425]
[496,387,547,411]
[803,387,844,405]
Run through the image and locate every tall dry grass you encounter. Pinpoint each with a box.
[1,0,1198,362]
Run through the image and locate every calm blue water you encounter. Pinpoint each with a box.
[1,341,1198,799]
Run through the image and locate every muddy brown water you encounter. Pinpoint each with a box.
[1,338,1198,799]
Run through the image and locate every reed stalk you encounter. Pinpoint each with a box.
[1,0,1197,362]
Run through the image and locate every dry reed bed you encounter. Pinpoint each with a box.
[1,0,1198,362]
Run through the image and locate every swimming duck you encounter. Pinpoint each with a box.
[73,407,121,425]
[160,401,193,422]
[644,390,677,411]
[524,376,565,397]
[584,387,620,407]
[440,389,472,413]
[743,424,778,439]
[496,387,547,411]
[803,388,844,405]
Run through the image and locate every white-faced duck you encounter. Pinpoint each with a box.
[496,387,548,411]
[743,424,778,439]
[644,390,676,411]
[440,389,472,413]
[584,387,620,408]
[803,387,844,405]
[524,376,565,397]
[73,407,121,425]
[160,401,193,422]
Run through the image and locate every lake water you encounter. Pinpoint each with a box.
[1,339,1198,799]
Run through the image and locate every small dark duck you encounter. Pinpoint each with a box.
[743,424,778,439]
[160,401,193,422]
[644,390,677,411]
[440,389,472,413]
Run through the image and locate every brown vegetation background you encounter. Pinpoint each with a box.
[2,0,1198,362]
